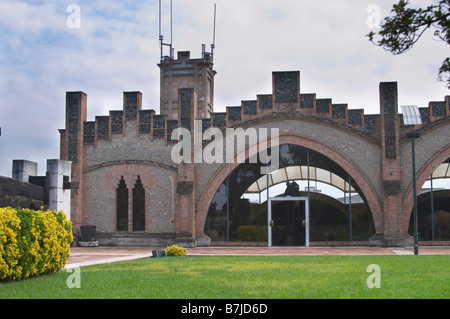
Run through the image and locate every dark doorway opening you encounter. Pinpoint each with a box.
[271,199,306,246]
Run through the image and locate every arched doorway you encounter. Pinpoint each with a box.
[408,160,450,241]
[203,143,376,245]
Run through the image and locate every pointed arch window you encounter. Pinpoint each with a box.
[133,176,145,231]
[117,176,128,231]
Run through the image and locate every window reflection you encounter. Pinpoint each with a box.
[204,144,376,244]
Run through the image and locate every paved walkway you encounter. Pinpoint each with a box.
[63,246,450,270]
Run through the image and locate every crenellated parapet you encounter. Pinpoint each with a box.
[61,71,449,152]
[79,91,168,146]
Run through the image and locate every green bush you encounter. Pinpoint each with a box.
[0,207,72,281]
[238,225,268,241]
[237,225,286,241]
[166,244,186,256]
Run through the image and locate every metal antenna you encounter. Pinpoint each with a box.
[159,0,162,58]
[159,0,174,60]
[211,3,217,65]
[170,0,173,52]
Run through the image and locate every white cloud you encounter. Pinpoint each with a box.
[0,0,448,176]
[0,1,64,34]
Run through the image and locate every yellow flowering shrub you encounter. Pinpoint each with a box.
[0,207,22,280]
[0,207,72,281]
[166,244,187,256]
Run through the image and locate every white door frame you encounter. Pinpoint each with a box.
[268,197,309,247]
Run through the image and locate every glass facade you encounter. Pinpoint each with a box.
[408,159,450,241]
[408,190,450,241]
[204,144,376,245]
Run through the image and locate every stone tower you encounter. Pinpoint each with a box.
[158,50,216,120]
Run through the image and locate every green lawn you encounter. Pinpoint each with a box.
[0,255,449,299]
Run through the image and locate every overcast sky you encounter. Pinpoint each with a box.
[0,0,448,177]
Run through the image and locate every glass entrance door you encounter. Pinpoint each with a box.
[268,197,309,247]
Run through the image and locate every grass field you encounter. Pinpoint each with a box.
[0,255,449,299]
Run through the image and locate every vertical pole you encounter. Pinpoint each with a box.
[412,138,419,255]
[305,198,309,247]
[159,0,163,60]
[267,150,271,247]
[226,175,230,242]
[268,198,272,247]
[430,174,435,241]
[170,0,173,51]
[348,174,352,242]
[213,3,216,45]
[307,149,311,246]
[159,0,161,37]
[307,149,310,220]
[211,3,216,65]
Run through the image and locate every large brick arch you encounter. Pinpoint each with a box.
[400,144,450,233]
[195,133,383,238]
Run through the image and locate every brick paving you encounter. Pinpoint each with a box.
[64,245,450,269]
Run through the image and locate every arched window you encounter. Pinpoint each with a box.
[117,176,128,231]
[204,144,375,245]
[133,176,145,231]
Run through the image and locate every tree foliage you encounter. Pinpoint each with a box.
[367,0,450,88]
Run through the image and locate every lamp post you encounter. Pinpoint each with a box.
[406,131,420,255]
[402,105,422,255]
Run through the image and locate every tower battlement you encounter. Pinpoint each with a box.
[158,50,216,121]
[60,71,450,153]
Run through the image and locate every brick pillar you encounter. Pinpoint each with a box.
[123,91,142,120]
[371,82,412,247]
[174,88,197,244]
[272,71,300,110]
[63,92,87,236]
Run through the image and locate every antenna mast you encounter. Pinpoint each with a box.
[211,3,217,65]
[159,0,174,60]
[202,3,217,65]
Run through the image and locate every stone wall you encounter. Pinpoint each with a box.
[82,119,177,236]
[0,160,71,217]
[0,175,46,209]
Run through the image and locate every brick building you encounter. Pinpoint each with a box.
[59,50,450,247]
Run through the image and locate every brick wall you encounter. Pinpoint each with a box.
[60,67,450,247]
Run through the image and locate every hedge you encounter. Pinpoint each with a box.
[0,207,72,281]
[237,225,286,242]
[166,244,187,256]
